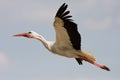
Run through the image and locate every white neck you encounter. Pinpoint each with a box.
[34,35,52,51]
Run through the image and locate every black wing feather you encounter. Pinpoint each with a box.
[63,15,72,19]
[56,3,68,17]
[61,11,70,18]
[55,3,81,50]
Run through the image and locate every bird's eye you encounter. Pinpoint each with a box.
[28,32,32,34]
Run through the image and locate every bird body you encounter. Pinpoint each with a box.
[28,31,95,60]
[14,3,110,71]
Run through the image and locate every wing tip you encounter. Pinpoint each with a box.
[55,3,68,17]
[55,3,73,21]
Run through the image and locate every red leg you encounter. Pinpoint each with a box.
[77,55,110,71]
[92,62,110,71]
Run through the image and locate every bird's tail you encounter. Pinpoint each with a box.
[79,50,96,62]
[78,50,110,71]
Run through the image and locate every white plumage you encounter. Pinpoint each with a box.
[14,3,110,71]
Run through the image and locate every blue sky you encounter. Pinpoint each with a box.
[0,0,120,80]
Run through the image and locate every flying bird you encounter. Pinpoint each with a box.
[14,3,110,71]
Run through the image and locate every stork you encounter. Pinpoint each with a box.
[14,3,110,71]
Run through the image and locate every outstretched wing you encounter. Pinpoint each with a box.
[54,3,81,50]
[54,3,82,65]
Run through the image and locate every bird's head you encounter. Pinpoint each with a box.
[14,31,40,39]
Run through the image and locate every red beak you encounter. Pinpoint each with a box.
[14,32,33,38]
[14,32,28,37]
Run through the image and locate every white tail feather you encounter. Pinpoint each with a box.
[79,50,96,62]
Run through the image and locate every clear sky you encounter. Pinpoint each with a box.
[0,0,120,80]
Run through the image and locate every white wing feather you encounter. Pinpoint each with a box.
[54,17,72,46]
